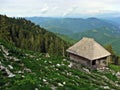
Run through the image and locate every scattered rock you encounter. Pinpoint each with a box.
[25,54,35,58]
[52,65,55,67]
[51,86,57,90]
[8,65,13,69]
[103,86,110,89]
[45,53,50,57]
[0,45,9,56]
[68,62,73,68]
[0,65,5,70]
[22,75,25,78]
[43,79,47,82]
[67,72,72,76]
[63,59,67,61]
[116,72,120,78]
[35,88,38,90]
[5,68,15,77]
[36,58,39,61]
[58,83,63,87]
[115,84,119,87]
[0,65,15,77]
[49,61,52,64]
[56,64,60,67]
[19,63,24,67]
[63,82,66,85]
[83,68,90,74]
[8,73,15,78]
[55,68,58,71]
[17,71,23,74]
[14,58,20,62]
[44,61,47,63]
[24,68,32,73]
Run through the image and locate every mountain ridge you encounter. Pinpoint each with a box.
[26,17,120,34]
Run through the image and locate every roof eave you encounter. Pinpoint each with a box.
[67,49,111,61]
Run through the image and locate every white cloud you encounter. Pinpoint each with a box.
[62,6,78,17]
[52,6,58,11]
[41,4,49,14]
[0,0,120,17]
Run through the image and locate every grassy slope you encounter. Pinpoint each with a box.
[0,40,120,90]
[55,33,77,44]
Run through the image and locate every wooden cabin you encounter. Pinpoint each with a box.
[66,37,111,69]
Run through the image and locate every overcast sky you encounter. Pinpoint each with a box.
[0,0,120,17]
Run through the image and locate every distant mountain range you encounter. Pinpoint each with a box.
[26,17,120,34]
[104,17,120,27]
[26,17,120,55]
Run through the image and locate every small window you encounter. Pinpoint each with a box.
[92,60,96,65]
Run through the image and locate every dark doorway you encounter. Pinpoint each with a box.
[92,60,96,65]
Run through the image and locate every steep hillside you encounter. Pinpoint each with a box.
[0,15,69,56]
[0,40,120,90]
[26,17,120,35]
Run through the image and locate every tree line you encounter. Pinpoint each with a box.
[0,15,70,56]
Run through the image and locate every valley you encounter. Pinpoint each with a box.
[27,17,120,55]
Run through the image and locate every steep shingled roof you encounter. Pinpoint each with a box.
[66,37,111,60]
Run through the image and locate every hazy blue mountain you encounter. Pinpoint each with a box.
[70,27,120,42]
[104,17,120,28]
[26,17,119,35]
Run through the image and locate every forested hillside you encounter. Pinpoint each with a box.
[0,40,120,90]
[0,15,69,56]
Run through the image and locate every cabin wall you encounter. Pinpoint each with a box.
[99,57,108,66]
[95,56,109,68]
[69,53,110,69]
[69,53,90,67]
